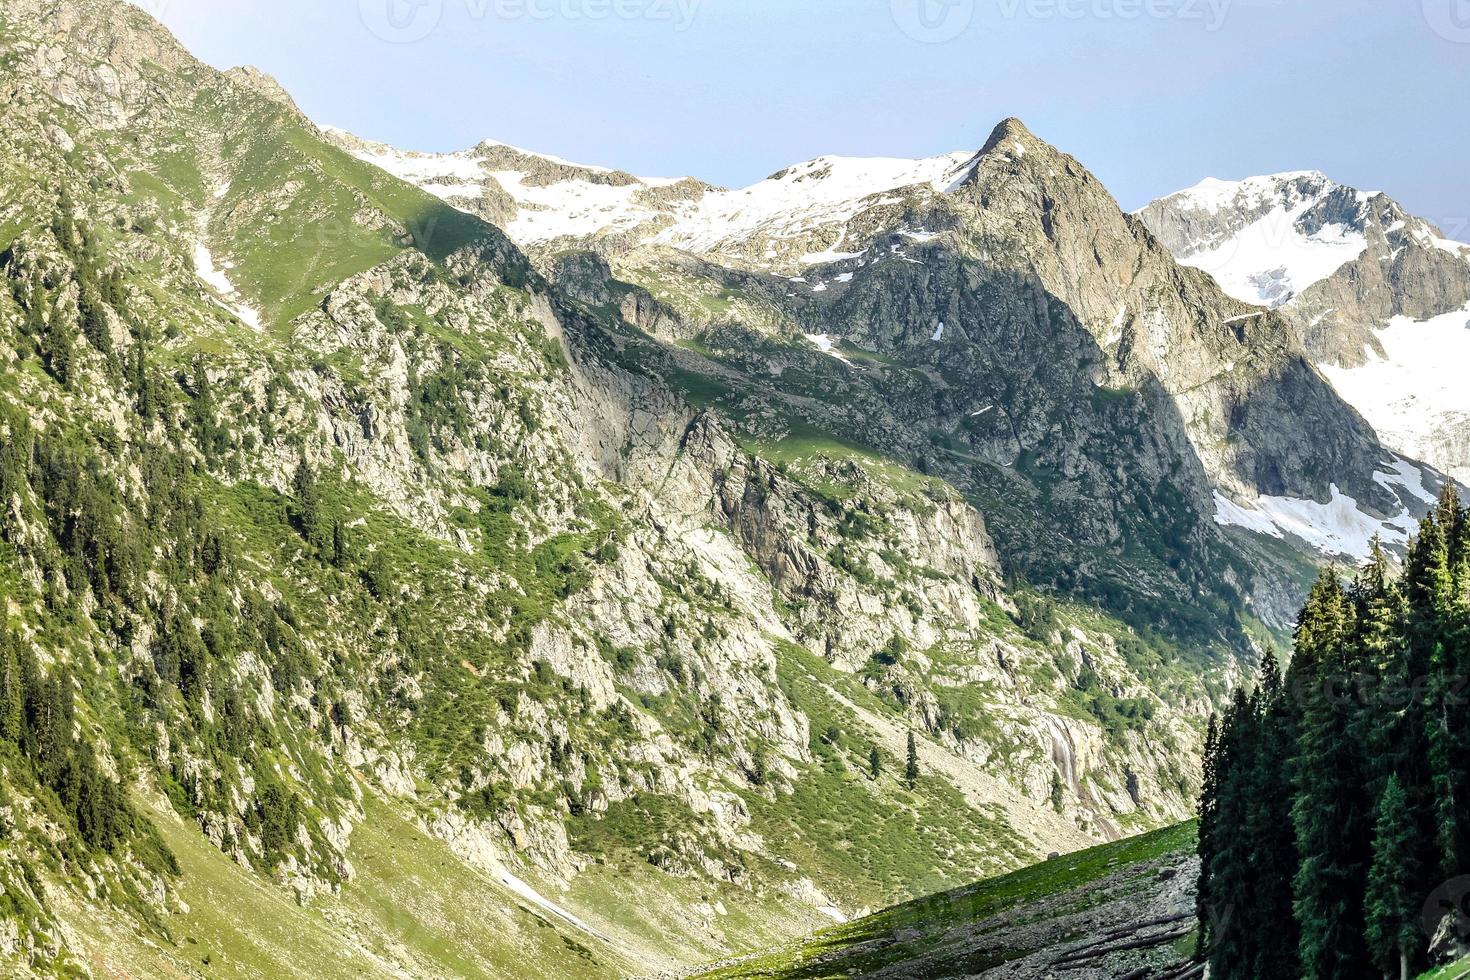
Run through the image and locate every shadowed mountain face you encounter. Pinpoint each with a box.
[1141,171,1470,482]
[354,113,1439,569]
[0,1,1450,976]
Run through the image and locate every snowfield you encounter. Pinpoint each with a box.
[649,151,979,255]
[1320,304,1470,483]
[1158,172,1370,307]
[337,127,981,259]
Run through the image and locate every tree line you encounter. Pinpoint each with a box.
[1197,487,1470,980]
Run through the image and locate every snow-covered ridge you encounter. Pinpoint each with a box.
[331,125,979,258]
[1145,171,1372,308]
[650,151,980,256]
[1159,170,1338,215]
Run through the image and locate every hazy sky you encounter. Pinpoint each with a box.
[134,0,1470,236]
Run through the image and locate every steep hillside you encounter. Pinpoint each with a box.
[1140,172,1470,482]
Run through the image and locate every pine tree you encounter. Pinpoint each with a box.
[1351,544,1410,799]
[868,744,881,781]
[1245,650,1301,980]
[292,456,329,553]
[905,732,919,789]
[1402,510,1457,925]
[1289,569,1375,980]
[1428,486,1470,878]
[0,625,23,745]
[78,280,113,357]
[1195,713,1220,962]
[1203,689,1256,978]
[40,298,73,386]
[1364,776,1421,980]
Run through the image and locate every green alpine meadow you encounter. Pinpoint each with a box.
[0,1,1467,977]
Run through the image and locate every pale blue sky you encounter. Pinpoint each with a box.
[140,0,1469,235]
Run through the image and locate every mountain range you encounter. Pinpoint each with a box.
[1139,170,1470,483]
[0,1,1465,976]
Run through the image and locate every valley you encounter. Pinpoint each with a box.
[0,1,1466,978]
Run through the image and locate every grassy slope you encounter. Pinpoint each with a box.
[51,791,633,980]
[1423,957,1470,980]
[693,820,1197,980]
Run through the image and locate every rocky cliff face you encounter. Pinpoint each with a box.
[362,111,1448,573]
[1140,171,1470,483]
[0,2,1243,976]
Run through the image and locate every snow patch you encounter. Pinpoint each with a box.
[495,865,611,943]
[1222,312,1267,325]
[1212,486,1416,560]
[931,321,945,342]
[192,239,261,330]
[1320,303,1470,482]
[1373,457,1438,507]
[805,333,851,364]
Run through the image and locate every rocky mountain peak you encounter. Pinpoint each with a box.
[979,116,1038,154]
[224,65,308,120]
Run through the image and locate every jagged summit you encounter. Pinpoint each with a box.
[224,65,309,120]
[979,116,1038,154]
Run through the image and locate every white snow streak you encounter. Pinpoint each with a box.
[192,239,261,330]
[1320,303,1470,482]
[805,333,851,364]
[1212,486,1417,560]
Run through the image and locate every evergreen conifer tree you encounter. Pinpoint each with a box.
[0,625,23,745]
[1364,776,1421,980]
[1204,689,1257,977]
[1427,486,1470,877]
[1289,570,1375,980]
[1246,650,1301,980]
[1195,713,1220,962]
